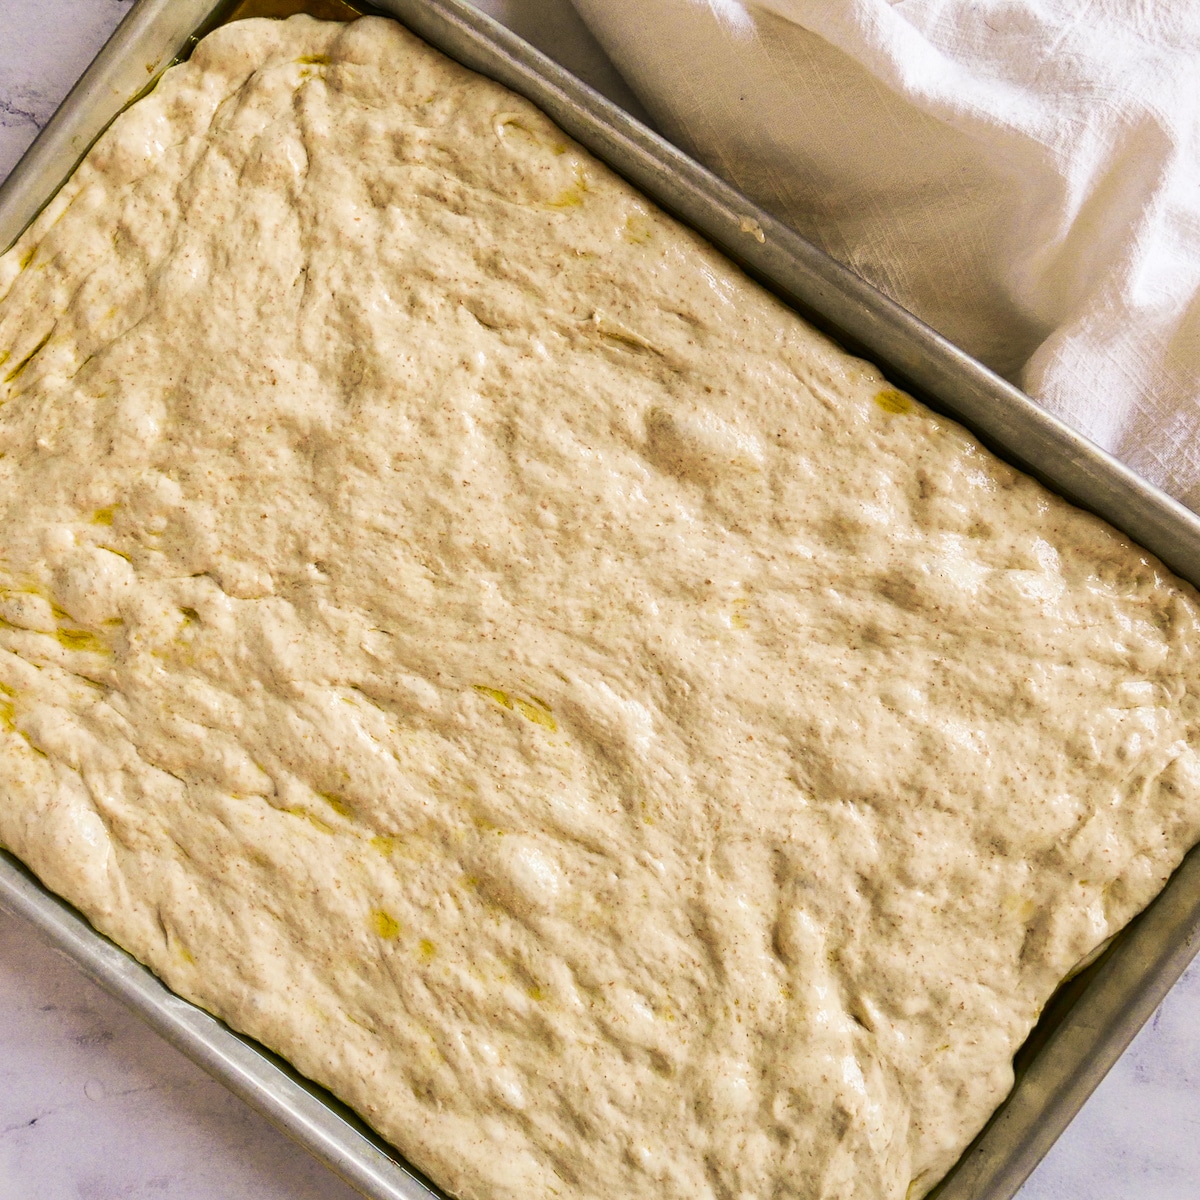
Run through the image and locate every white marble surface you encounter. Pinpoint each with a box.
[1,2,1199,1198]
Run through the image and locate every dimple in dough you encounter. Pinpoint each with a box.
[2,16,1200,1200]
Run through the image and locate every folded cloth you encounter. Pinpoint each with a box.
[569,0,1200,509]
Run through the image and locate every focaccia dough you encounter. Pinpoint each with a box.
[2,15,1199,1200]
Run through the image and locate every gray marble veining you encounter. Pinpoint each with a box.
[0,2,1198,1198]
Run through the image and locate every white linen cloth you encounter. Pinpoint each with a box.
[568,0,1200,509]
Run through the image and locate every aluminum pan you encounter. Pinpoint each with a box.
[0,2,1198,1199]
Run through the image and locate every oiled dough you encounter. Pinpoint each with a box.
[1,15,1199,1200]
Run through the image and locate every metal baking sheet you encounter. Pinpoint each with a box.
[1,2,1199,1200]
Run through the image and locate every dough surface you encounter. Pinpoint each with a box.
[2,15,1199,1200]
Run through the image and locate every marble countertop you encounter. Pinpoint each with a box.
[1,2,1198,1198]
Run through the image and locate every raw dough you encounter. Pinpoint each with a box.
[2,15,1199,1200]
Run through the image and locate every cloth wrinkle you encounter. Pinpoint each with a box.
[569,0,1200,506]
